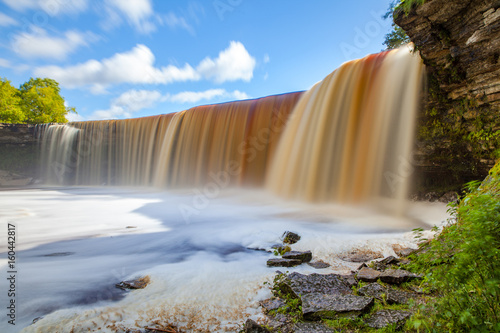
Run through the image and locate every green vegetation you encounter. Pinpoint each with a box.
[405,165,500,332]
[268,272,303,323]
[0,77,75,124]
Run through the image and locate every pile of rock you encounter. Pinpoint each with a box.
[265,231,330,269]
[245,242,424,332]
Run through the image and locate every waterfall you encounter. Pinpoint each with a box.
[39,47,424,204]
[267,47,424,204]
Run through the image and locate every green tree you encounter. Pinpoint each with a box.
[383,1,411,50]
[0,78,24,123]
[18,78,75,124]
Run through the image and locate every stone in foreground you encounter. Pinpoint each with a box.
[356,267,381,282]
[364,309,411,329]
[282,250,312,263]
[260,298,286,313]
[279,272,352,298]
[307,260,331,269]
[244,318,271,333]
[341,251,384,262]
[302,293,374,320]
[115,276,150,290]
[282,231,301,244]
[293,322,337,332]
[379,269,422,284]
[358,283,413,304]
[267,258,302,267]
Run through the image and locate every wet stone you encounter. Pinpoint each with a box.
[115,276,150,290]
[302,293,374,320]
[341,251,383,263]
[260,298,286,313]
[282,231,301,244]
[282,250,312,263]
[244,318,271,333]
[358,283,414,305]
[380,256,399,265]
[356,267,381,282]
[293,322,337,333]
[267,258,302,267]
[364,309,411,329]
[379,269,422,285]
[307,260,331,269]
[393,247,416,257]
[279,272,352,298]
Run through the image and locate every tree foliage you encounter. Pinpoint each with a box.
[0,77,75,124]
[0,78,24,123]
[383,1,412,50]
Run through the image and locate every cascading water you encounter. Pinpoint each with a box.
[39,47,424,205]
[267,47,424,205]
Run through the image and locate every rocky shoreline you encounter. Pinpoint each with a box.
[237,231,429,333]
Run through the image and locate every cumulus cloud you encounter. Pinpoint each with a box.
[92,89,164,120]
[101,0,157,34]
[197,41,256,83]
[12,27,98,60]
[2,0,88,16]
[0,12,18,26]
[166,89,249,104]
[91,88,249,120]
[35,41,256,91]
[35,44,199,89]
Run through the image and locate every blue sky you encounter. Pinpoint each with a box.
[0,0,394,121]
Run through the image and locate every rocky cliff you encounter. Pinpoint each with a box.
[395,0,500,192]
[0,123,39,186]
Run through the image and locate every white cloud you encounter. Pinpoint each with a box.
[35,41,256,91]
[197,41,256,83]
[2,0,88,16]
[114,89,163,112]
[161,12,194,35]
[12,27,98,60]
[66,112,85,122]
[0,12,18,26]
[35,44,199,89]
[166,89,249,104]
[103,0,156,34]
[91,88,249,120]
[91,89,163,120]
[0,58,10,67]
[263,54,270,64]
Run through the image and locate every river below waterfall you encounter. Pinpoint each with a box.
[0,187,448,332]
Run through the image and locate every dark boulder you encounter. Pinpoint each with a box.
[358,283,414,304]
[301,293,374,320]
[244,319,271,333]
[364,309,411,329]
[307,260,331,269]
[282,250,312,263]
[278,272,352,299]
[282,231,301,244]
[356,267,381,283]
[266,258,302,267]
[379,269,422,285]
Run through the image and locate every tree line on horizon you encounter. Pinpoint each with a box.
[0,77,75,124]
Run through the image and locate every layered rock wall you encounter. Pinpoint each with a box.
[396,0,500,192]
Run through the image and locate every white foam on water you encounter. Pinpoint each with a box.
[0,187,449,332]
